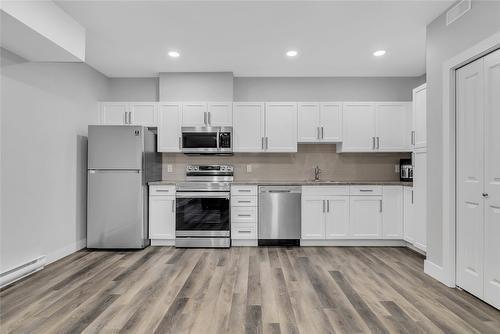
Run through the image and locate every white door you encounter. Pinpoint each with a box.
[324,196,349,238]
[298,103,320,143]
[158,103,182,152]
[403,186,415,243]
[382,186,403,239]
[483,49,500,309]
[100,102,128,125]
[456,57,485,298]
[208,102,232,126]
[130,102,157,126]
[149,196,175,239]
[265,103,297,152]
[340,103,376,152]
[413,150,427,251]
[349,196,382,238]
[376,102,411,152]
[233,103,265,152]
[301,197,325,239]
[320,103,342,142]
[412,84,427,149]
[182,103,207,126]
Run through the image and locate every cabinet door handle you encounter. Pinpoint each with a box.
[380,200,383,212]
[376,137,380,149]
[124,112,127,124]
[322,200,325,213]
[372,137,376,150]
[411,190,414,204]
[262,137,265,150]
[172,200,175,213]
[128,111,132,124]
[327,200,330,212]
[321,127,324,139]
[178,137,182,150]
[411,131,415,145]
[208,111,211,125]
[204,112,207,125]
[317,127,320,140]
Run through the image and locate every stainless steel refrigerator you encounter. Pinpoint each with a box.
[87,125,161,249]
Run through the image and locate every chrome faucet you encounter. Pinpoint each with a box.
[313,165,321,181]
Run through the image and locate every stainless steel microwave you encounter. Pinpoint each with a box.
[181,126,233,154]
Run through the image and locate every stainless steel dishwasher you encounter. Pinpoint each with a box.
[258,186,301,246]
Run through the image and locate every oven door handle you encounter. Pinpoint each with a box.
[176,192,230,199]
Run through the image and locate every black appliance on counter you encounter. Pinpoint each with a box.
[400,158,413,182]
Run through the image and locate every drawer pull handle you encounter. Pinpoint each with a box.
[238,189,252,192]
[238,230,252,233]
[155,190,172,192]
[238,214,252,217]
[359,189,373,192]
[238,200,252,203]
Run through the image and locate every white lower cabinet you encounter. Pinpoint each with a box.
[349,195,382,238]
[149,185,175,245]
[231,185,258,246]
[403,186,415,243]
[301,185,403,242]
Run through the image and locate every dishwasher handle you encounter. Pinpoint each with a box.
[259,186,302,194]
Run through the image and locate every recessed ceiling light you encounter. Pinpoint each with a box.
[373,50,386,57]
[286,50,298,57]
[168,51,180,58]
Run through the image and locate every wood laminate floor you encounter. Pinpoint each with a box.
[1,247,499,334]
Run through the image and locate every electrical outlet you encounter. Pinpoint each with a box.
[246,164,252,173]
[167,164,173,173]
[395,164,400,173]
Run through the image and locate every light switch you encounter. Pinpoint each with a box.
[246,164,252,173]
[167,164,173,173]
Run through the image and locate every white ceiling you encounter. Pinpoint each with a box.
[56,1,453,78]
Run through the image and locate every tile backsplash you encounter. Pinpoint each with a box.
[162,144,410,182]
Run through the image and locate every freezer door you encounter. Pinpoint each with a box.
[87,170,147,248]
[88,125,144,170]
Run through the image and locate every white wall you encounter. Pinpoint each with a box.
[0,48,109,272]
[159,72,233,101]
[234,76,424,101]
[426,1,500,267]
[108,77,158,101]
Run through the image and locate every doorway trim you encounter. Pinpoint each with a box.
[426,30,500,287]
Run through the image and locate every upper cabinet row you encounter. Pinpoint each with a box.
[98,101,412,153]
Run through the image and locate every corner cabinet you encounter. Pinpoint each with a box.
[233,102,297,153]
[149,185,175,246]
[337,102,411,153]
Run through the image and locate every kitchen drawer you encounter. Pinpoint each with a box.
[302,185,349,197]
[231,196,257,207]
[150,185,176,196]
[349,185,382,196]
[231,185,258,196]
[231,223,257,239]
[231,206,257,223]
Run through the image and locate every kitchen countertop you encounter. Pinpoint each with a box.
[149,180,413,186]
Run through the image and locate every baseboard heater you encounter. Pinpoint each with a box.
[0,256,46,288]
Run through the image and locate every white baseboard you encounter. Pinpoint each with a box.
[0,256,46,288]
[46,238,87,264]
[300,239,406,247]
[232,239,258,247]
[151,239,175,246]
[424,260,454,287]
[405,242,427,256]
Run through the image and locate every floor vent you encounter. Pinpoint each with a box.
[446,0,471,26]
[0,256,46,288]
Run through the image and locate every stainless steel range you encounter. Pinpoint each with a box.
[175,165,233,248]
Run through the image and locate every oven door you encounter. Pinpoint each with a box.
[182,128,218,154]
[175,192,230,236]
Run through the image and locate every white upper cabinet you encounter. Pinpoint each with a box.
[376,102,411,151]
[207,102,233,126]
[339,102,411,153]
[298,103,320,142]
[158,103,182,153]
[233,102,265,152]
[265,103,297,152]
[298,102,342,143]
[320,103,342,142]
[99,102,129,125]
[182,102,207,126]
[382,186,403,239]
[412,84,427,149]
[129,102,158,126]
[340,102,376,152]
